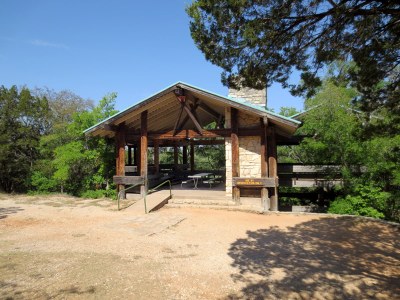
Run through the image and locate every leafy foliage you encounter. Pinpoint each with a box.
[80,189,116,199]
[187,0,400,120]
[0,86,50,192]
[328,184,388,219]
[48,93,118,195]
[298,81,362,167]
[0,85,118,197]
[194,145,225,170]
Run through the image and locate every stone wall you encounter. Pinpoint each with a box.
[225,108,262,196]
[239,137,261,177]
[228,86,267,108]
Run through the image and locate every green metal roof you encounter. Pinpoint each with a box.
[178,81,301,125]
[84,81,301,134]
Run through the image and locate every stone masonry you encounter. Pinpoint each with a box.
[228,86,267,108]
[225,86,267,197]
[225,108,261,196]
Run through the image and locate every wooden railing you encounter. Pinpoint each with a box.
[277,164,343,188]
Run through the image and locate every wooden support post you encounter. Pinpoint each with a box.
[260,119,269,211]
[190,142,195,172]
[116,125,126,199]
[128,146,132,166]
[268,126,278,211]
[182,145,188,165]
[140,111,148,197]
[231,108,240,203]
[174,143,179,167]
[154,140,159,174]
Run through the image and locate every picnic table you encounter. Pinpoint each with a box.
[187,173,213,189]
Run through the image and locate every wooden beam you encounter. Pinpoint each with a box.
[115,125,126,198]
[113,176,144,185]
[174,95,203,134]
[183,104,203,134]
[126,128,262,141]
[141,129,228,140]
[125,166,137,173]
[278,164,342,174]
[231,108,240,203]
[145,139,224,147]
[178,98,200,131]
[191,139,225,145]
[268,126,278,211]
[173,103,185,136]
[140,111,148,197]
[198,102,222,120]
[103,124,118,132]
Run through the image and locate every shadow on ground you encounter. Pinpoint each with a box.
[227,217,400,299]
[0,207,24,219]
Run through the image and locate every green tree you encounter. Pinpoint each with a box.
[187,0,400,118]
[297,81,362,171]
[0,86,50,192]
[279,107,300,118]
[50,93,118,195]
[277,107,302,163]
[33,88,94,158]
[52,141,98,194]
[293,77,399,220]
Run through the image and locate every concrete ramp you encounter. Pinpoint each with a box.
[126,190,172,214]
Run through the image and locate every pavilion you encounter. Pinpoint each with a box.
[84,82,301,211]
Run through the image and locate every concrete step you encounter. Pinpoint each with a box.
[172,194,233,201]
[125,190,171,213]
[169,197,236,206]
[166,203,264,213]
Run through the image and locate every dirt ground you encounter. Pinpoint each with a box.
[0,194,399,300]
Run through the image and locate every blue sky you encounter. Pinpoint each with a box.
[0,0,304,113]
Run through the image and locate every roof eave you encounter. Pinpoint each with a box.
[84,81,301,136]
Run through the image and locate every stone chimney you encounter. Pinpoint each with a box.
[228,84,267,109]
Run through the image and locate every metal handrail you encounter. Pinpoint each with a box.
[117,183,142,211]
[117,179,173,213]
[144,180,172,214]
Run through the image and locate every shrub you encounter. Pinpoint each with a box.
[328,184,389,219]
[80,189,116,199]
[30,171,57,193]
[80,189,105,199]
[280,197,301,206]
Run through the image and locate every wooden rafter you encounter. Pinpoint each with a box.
[174,95,203,135]
[102,124,118,132]
[173,102,185,136]
[178,98,200,131]
[198,102,221,120]
[183,104,203,134]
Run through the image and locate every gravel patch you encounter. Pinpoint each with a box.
[0,194,399,299]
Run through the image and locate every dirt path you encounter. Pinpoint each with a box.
[0,194,399,299]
